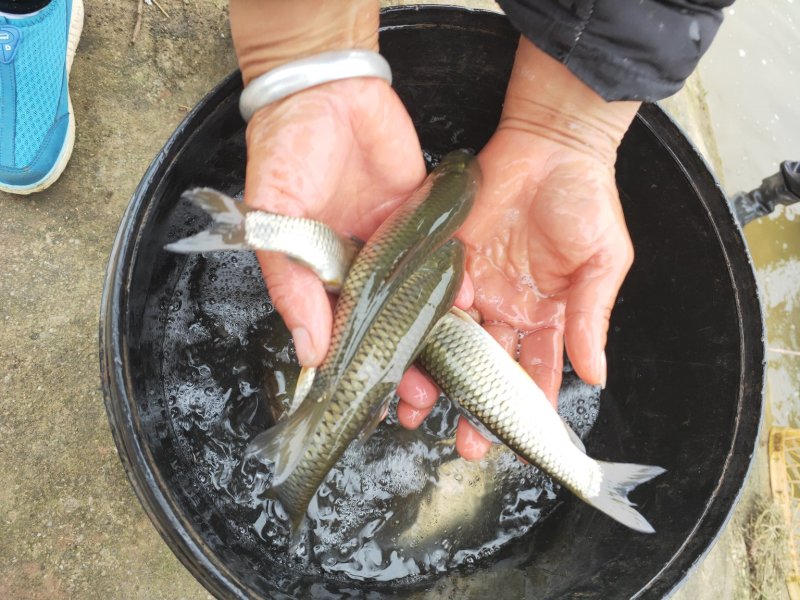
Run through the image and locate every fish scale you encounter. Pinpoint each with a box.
[419,310,613,498]
[245,212,359,290]
[324,151,478,372]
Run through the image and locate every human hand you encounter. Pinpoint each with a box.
[396,39,640,460]
[242,76,432,365]
[232,0,430,366]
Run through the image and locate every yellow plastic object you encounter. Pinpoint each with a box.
[769,427,800,600]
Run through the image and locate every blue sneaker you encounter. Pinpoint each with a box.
[0,0,83,195]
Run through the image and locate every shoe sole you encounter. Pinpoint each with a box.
[0,0,84,195]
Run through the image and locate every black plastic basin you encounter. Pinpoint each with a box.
[100,6,764,599]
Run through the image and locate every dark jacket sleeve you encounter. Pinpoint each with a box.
[496,0,733,102]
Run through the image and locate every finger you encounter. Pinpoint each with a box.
[564,244,633,388]
[397,366,439,409]
[455,418,493,460]
[518,327,564,407]
[397,400,434,430]
[454,272,474,310]
[256,251,331,367]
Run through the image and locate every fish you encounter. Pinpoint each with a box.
[387,443,534,551]
[255,240,465,535]
[166,152,665,535]
[417,308,664,533]
[242,150,478,534]
[164,188,360,291]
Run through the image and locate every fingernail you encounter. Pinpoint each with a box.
[291,327,317,366]
[599,350,607,389]
[406,407,424,428]
[413,384,430,406]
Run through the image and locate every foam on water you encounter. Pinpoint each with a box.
[160,251,600,585]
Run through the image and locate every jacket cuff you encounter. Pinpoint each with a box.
[497,0,732,102]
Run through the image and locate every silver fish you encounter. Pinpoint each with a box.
[165,188,360,291]
[418,307,664,533]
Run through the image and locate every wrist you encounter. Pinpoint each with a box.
[500,38,640,163]
[230,0,379,85]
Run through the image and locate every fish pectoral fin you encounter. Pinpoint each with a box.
[584,461,666,533]
[355,396,392,446]
[561,419,586,453]
[286,367,316,416]
[452,400,501,444]
[245,393,329,486]
[344,234,365,261]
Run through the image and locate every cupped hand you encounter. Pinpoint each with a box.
[244,77,430,366]
[395,39,639,460]
[397,130,633,459]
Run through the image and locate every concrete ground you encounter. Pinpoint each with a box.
[0,1,772,599]
[0,2,236,597]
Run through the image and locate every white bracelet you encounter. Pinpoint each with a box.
[239,49,393,122]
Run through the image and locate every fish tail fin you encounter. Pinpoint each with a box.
[584,462,666,533]
[164,188,250,253]
[245,387,332,535]
[182,187,250,223]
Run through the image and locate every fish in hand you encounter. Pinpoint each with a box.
[166,150,664,534]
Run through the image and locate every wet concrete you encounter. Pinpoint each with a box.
[0,1,785,599]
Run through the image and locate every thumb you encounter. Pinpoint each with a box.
[564,244,633,388]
